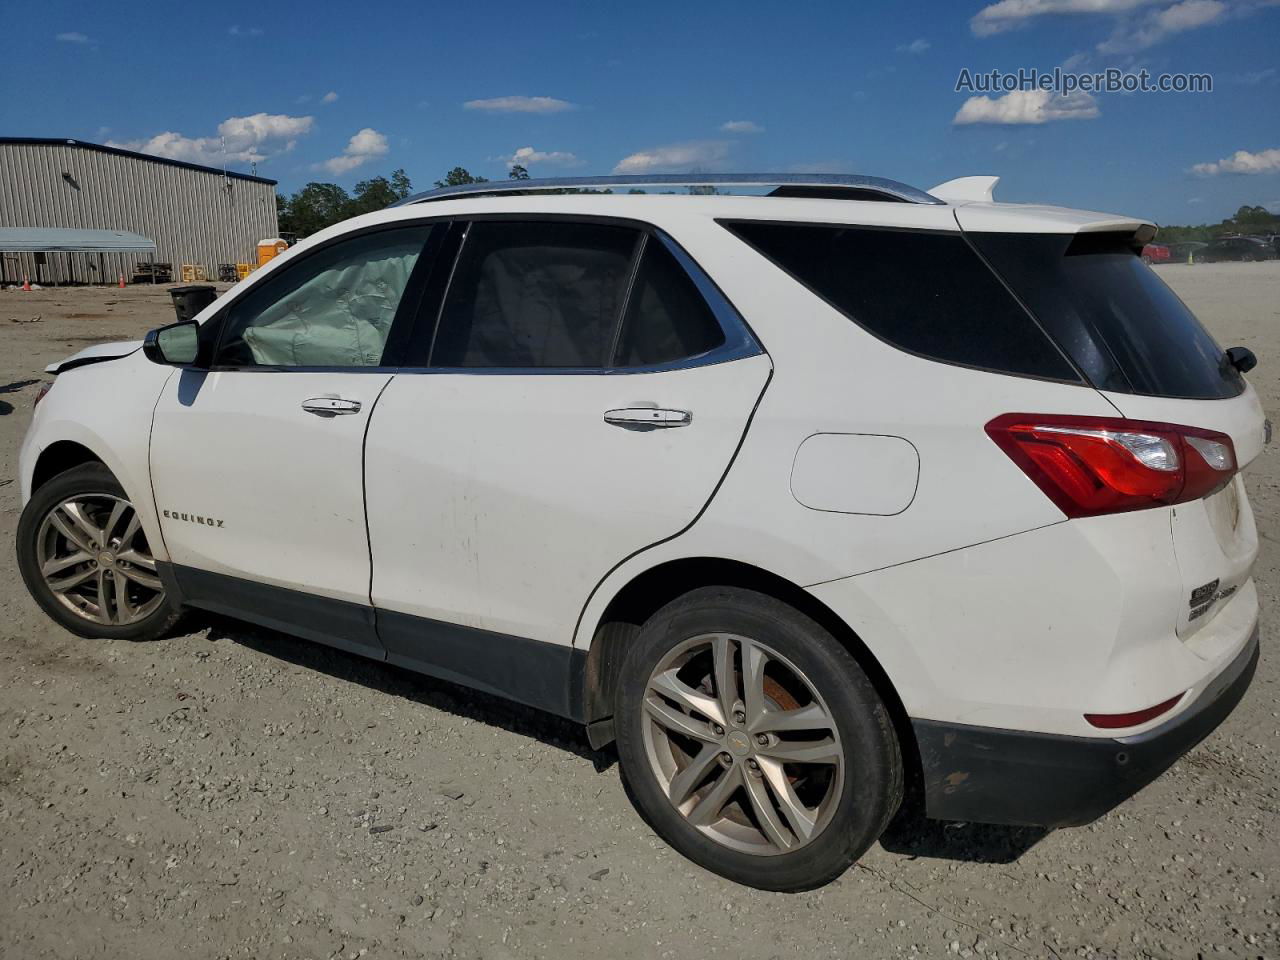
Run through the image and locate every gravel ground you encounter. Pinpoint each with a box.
[1,265,1277,960]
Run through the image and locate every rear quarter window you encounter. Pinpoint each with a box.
[723,221,1080,381]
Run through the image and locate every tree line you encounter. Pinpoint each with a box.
[275,163,673,238]
[1158,205,1280,243]
[276,165,523,238]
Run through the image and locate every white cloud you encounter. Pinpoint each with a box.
[896,37,932,53]
[720,120,765,133]
[1098,0,1226,52]
[463,96,576,113]
[107,113,314,167]
[971,0,1274,50]
[55,31,91,43]
[321,91,339,104]
[954,89,1101,124]
[320,127,389,175]
[1234,67,1277,84]
[613,140,731,174]
[971,0,1163,35]
[506,146,582,168]
[1191,147,1280,175]
[228,24,263,36]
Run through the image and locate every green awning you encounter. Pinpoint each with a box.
[0,227,156,253]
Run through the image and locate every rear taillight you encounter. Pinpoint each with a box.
[33,381,53,407]
[986,413,1237,518]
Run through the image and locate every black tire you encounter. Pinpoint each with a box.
[16,463,182,642]
[615,586,902,891]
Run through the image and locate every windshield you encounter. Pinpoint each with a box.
[968,231,1243,400]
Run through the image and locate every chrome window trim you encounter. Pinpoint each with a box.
[415,220,763,376]
[202,213,765,376]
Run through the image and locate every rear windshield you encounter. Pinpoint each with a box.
[968,232,1243,400]
[723,221,1079,381]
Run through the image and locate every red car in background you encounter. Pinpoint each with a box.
[1141,243,1171,264]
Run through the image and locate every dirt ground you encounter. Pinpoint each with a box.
[1,265,1277,960]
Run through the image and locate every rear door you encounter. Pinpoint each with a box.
[149,224,436,656]
[364,218,770,672]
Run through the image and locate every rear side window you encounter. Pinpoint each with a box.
[724,222,1078,381]
[969,232,1242,399]
[614,239,725,366]
[431,221,638,368]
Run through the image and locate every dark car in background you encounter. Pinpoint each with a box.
[1166,241,1208,264]
[1199,236,1277,262]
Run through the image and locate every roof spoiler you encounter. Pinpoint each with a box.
[929,176,1000,205]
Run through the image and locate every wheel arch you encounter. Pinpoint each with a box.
[579,556,920,790]
[31,440,105,492]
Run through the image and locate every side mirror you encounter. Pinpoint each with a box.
[143,320,201,366]
[1227,346,1257,374]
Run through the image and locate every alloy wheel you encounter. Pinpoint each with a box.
[35,494,164,626]
[641,632,845,856]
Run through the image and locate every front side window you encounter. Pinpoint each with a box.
[214,226,432,368]
[430,221,638,368]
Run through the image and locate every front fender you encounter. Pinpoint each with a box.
[20,352,174,562]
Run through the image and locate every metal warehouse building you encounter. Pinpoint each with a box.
[0,137,278,285]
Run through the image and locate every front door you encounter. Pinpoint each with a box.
[149,224,435,656]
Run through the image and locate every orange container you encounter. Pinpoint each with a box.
[256,238,288,267]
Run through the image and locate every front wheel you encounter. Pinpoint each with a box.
[615,587,902,891]
[17,463,182,641]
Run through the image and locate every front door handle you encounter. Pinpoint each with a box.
[604,407,692,429]
[302,397,362,417]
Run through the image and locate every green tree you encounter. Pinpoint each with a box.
[276,168,417,238]
[390,168,413,200]
[280,182,351,237]
[346,168,415,217]
[435,166,488,188]
[509,164,531,180]
[1232,205,1274,226]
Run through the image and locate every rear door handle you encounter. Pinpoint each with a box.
[302,397,362,417]
[604,407,692,429]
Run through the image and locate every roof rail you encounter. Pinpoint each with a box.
[396,173,943,207]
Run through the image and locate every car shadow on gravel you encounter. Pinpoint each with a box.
[190,615,1046,863]
[197,614,618,772]
[878,791,1048,863]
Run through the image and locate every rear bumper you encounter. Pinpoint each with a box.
[912,623,1260,828]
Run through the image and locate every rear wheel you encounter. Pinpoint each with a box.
[615,587,902,890]
[17,463,181,641]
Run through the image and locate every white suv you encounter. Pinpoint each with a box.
[16,174,1265,891]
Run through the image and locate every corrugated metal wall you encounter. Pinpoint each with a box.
[0,141,277,285]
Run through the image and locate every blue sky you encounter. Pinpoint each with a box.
[5,0,1279,225]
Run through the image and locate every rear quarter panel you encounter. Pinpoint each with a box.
[574,212,1123,645]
